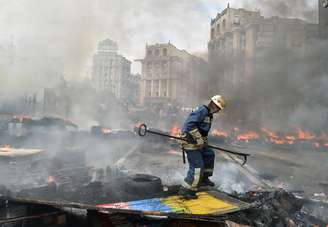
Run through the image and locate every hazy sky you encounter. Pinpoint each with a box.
[0,0,318,79]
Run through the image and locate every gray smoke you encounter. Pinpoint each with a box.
[0,0,326,199]
[0,0,216,83]
[228,0,317,23]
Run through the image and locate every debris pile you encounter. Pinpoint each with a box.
[230,190,327,226]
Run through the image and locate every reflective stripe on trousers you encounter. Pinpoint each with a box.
[183,149,203,191]
[182,167,201,191]
[182,147,215,190]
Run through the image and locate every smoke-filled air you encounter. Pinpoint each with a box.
[0,0,327,226]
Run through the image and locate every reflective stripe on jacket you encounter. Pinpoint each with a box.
[181,105,213,150]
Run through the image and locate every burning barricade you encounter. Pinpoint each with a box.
[165,122,328,151]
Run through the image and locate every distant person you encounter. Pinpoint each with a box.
[179,95,226,199]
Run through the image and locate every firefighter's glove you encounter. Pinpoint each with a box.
[179,132,189,148]
[203,137,208,144]
[189,128,204,148]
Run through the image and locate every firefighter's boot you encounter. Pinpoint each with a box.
[178,186,198,200]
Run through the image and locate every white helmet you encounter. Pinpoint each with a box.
[211,95,226,110]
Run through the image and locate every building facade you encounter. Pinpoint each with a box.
[208,6,262,93]
[208,5,318,95]
[92,39,137,103]
[139,43,206,107]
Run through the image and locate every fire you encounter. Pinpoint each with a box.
[211,129,228,138]
[285,135,296,145]
[48,176,55,184]
[236,131,259,142]
[101,127,111,134]
[261,128,278,139]
[167,122,328,150]
[271,138,286,145]
[261,128,286,145]
[297,128,315,140]
[170,123,180,137]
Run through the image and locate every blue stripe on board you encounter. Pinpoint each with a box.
[127,198,173,212]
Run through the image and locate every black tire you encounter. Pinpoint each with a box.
[123,174,163,196]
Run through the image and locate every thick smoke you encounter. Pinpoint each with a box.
[205,2,328,133]
[0,0,216,82]
[229,0,317,23]
[0,0,326,201]
[0,0,219,127]
[230,39,328,131]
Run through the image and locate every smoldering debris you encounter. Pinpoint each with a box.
[1,186,328,226]
[0,122,327,226]
[230,190,328,226]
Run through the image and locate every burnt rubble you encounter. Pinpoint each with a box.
[229,190,327,226]
[0,122,327,226]
[1,184,327,226]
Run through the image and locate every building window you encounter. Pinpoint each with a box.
[147,50,152,56]
[211,28,215,39]
[155,49,160,56]
[233,16,240,25]
[241,33,246,50]
[163,48,168,56]
[161,79,167,97]
[153,80,159,97]
[223,19,226,30]
[216,24,220,35]
[162,61,168,67]
[146,80,151,97]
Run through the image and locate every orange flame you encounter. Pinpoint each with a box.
[297,128,315,140]
[261,128,288,145]
[236,131,259,142]
[168,122,328,149]
[211,129,228,138]
[170,123,180,137]
[101,128,111,134]
[261,128,278,139]
[48,176,55,184]
[285,135,296,145]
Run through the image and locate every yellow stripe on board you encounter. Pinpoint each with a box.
[162,192,239,215]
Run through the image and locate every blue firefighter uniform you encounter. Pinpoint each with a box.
[180,105,215,191]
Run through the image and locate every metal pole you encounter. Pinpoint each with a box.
[138,124,250,165]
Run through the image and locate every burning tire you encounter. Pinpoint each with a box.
[123,174,162,196]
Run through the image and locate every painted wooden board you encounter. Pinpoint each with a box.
[98,191,251,216]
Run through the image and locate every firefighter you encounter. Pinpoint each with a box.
[178,95,226,199]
